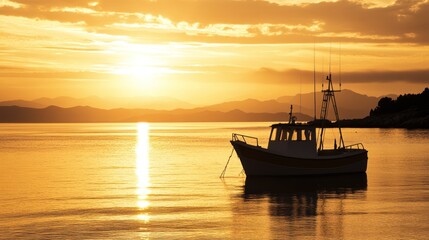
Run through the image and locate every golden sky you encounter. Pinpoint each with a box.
[0,0,428,104]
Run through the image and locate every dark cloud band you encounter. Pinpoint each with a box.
[1,0,429,44]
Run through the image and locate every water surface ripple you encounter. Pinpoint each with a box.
[1,123,428,239]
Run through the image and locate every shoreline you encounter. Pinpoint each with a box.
[0,120,428,129]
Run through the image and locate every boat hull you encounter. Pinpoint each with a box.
[231,141,368,176]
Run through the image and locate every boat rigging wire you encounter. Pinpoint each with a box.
[220,148,235,178]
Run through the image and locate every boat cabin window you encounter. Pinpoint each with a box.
[280,129,288,141]
[270,127,313,142]
[270,128,277,141]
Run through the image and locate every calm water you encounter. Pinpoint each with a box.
[1,123,428,239]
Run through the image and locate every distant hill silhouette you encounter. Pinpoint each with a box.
[0,105,312,123]
[277,89,396,119]
[0,96,196,110]
[33,96,100,108]
[0,100,45,108]
[0,106,152,122]
[0,89,395,120]
[195,99,294,113]
[182,89,393,119]
[2,89,414,123]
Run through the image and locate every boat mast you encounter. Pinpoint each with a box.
[313,42,316,121]
[318,73,344,151]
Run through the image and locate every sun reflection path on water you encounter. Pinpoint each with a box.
[136,123,151,223]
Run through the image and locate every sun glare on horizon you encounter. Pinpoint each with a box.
[109,42,174,94]
[112,59,166,92]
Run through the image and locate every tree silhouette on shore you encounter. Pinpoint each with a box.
[370,88,429,116]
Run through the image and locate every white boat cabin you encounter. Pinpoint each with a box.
[268,123,317,158]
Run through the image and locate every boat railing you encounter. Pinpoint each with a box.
[344,143,365,150]
[232,133,259,147]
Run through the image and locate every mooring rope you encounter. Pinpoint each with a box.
[220,148,235,178]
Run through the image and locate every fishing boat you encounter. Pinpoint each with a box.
[228,73,368,176]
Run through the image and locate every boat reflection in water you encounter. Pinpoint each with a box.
[233,174,367,239]
[244,173,367,195]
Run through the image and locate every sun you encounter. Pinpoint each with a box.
[112,56,167,93]
[107,42,175,95]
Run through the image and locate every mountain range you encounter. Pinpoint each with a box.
[0,105,312,123]
[0,96,196,110]
[278,89,398,119]
[0,90,398,122]
[0,89,396,120]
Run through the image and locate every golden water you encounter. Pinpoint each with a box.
[1,123,428,239]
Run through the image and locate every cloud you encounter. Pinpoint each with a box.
[343,69,429,83]
[0,0,428,43]
[0,66,114,80]
[250,68,429,84]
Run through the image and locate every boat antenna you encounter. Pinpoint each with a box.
[313,41,316,121]
[321,50,324,90]
[329,41,332,75]
[288,105,293,124]
[300,75,302,115]
[339,42,342,90]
